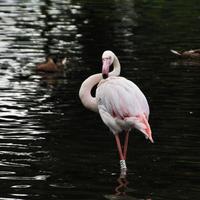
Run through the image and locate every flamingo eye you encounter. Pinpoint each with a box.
[102,57,111,61]
[106,57,112,60]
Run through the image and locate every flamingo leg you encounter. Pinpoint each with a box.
[115,134,127,177]
[123,131,129,160]
[115,134,124,160]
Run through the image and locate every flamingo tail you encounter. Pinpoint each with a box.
[118,114,154,143]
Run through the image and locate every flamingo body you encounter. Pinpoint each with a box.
[96,76,151,138]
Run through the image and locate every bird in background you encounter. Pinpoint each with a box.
[170,49,200,59]
[36,55,67,72]
[79,50,153,177]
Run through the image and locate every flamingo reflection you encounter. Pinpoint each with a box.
[105,176,152,200]
[115,176,129,196]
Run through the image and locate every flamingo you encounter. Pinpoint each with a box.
[79,50,153,176]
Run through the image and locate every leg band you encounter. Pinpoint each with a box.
[120,160,127,170]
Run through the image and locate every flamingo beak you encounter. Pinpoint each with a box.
[102,59,111,79]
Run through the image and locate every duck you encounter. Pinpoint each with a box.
[170,49,200,59]
[36,55,67,72]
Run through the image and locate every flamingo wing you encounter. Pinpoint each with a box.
[96,76,153,141]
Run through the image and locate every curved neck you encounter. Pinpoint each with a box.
[109,55,121,76]
[79,54,121,113]
[79,73,102,113]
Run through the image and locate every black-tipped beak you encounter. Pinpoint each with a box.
[102,73,108,79]
[102,59,110,79]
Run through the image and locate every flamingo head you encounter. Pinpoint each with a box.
[102,50,115,79]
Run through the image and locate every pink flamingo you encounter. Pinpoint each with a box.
[79,50,153,176]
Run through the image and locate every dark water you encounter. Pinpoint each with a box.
[0,0,199,199]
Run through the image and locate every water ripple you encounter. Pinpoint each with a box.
[0,175,50,181]
[0,0,199,200]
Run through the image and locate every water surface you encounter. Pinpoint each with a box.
[0,0,199,199]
